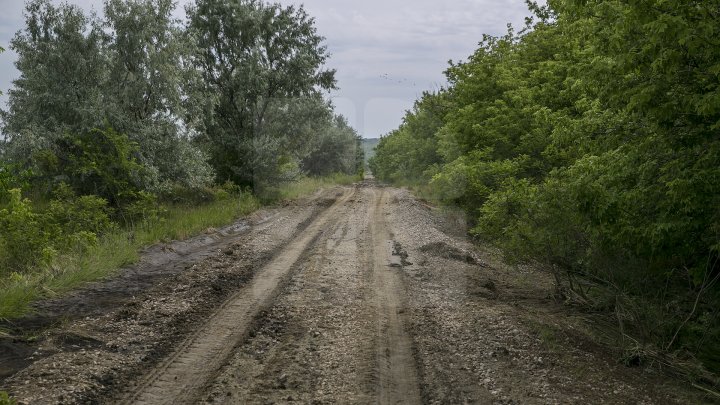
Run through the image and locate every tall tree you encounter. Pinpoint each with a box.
[1,0,214,193]
[372,0,720,374]
[103,0,214,191]
[187,0,336,187]
[1,0,106,166]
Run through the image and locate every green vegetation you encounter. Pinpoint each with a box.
[0,185,254,319]
[361,138,380,166]
[266,173,361,202]
[371,0,720,380]
[0,0,362,320]
[0,391,16,405]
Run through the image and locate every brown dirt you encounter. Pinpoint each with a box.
[0,179,711,404]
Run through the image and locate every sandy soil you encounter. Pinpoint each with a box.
[0,179,710,404]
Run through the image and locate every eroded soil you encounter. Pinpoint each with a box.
[0,180,710,404]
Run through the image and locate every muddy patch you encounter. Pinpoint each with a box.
[391,241,413,267]
[0,337,36,380]
[419,241,483,265]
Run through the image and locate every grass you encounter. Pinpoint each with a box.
[0,391,17,405]
[261,173,360,202]
[0,175,357,320]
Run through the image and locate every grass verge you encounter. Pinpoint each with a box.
[260,173,360,202]
[0,175,357,320]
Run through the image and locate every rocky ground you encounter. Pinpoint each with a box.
[0,179,711,404]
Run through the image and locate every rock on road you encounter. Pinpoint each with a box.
[1,178,703,404]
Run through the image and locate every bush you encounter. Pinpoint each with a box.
[0,184,117,275]
[47,184,114,235]
[0,189,54,274]
[372,0,720,378]
[36,127,145,208]
[0,164,31,206]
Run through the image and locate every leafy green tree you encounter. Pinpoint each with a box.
[2,0,213,193]
[103,0,214,192]
[302,115,362,176]
[187,0,336,187]
[370,91,447,185]
[1,0,106,167]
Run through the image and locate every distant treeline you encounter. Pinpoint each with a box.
[0,0,362,279]
[371,0,720,378]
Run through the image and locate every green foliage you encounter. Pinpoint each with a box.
[0,164,31,205]
[2,0,214,192]
[103,0,215,192]
[369,91,446,185]
[32,127,162,225]
[0,174,352,320]
[0,391,16,405]
[3,0,357,195]
[0,189,54,273]
[48,189,112,236]
[302,116,363,177]
[372,0,720,376]
[0,185,113,276]
[43,128,142,206]
[2,0,106,156]
[187,0,339,188]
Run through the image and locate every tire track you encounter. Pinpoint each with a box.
[201,187,376,404]
[120,186,358,405]
[368,187,422,404]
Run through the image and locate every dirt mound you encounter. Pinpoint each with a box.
[419,241,481,265]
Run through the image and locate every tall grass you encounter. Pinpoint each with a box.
[260,173,360,202]
[0,176,355,320]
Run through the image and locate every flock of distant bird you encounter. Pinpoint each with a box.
[380,73,417,87]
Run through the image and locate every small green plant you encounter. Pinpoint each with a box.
[0,391,17,405]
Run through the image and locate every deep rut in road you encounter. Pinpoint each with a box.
[368,188,422,404]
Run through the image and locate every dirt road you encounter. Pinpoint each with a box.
[0,179,706,404]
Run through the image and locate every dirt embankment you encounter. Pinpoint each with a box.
[1,180,709,404]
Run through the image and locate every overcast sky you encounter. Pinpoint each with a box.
[0,0,537,138]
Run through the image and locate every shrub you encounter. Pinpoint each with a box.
[47,183,114,235]
[0,164,31,206]
[37,127,145,209]
[0,189,54,274]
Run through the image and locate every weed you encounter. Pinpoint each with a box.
[0,391,16,405]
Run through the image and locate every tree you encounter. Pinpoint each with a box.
[302,115,362,177]
[1,0,106,167]
[373,0,720,374]
[1,0,214,193]
[103,0,214,192]
[187,0,336,187]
